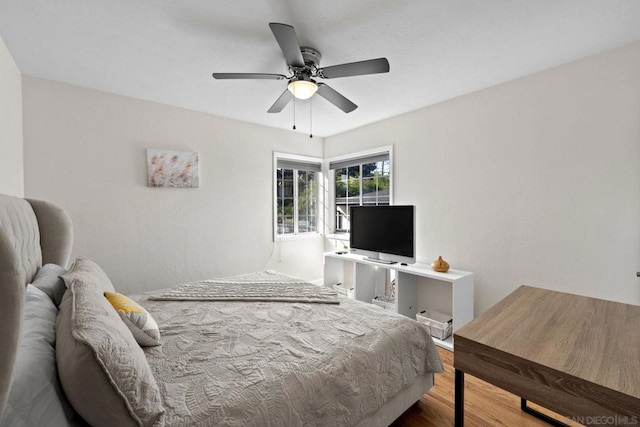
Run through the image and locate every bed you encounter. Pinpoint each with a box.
[0,193,443,427]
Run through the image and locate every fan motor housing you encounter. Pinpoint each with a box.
[300,46,322,67]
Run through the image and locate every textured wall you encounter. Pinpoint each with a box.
[0,35,23,197]
[22,42,640,313]
[325,42,640,314]
[23,77,324,293]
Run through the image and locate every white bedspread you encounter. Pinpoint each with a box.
[134,271,443,427]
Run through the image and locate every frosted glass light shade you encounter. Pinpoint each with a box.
[288,80,318,100]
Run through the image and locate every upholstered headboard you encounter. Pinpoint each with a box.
[0,194,73,414]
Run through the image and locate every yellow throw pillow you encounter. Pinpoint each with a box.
[104,292,161,347]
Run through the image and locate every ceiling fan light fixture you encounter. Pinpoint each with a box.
[288,79,317,100]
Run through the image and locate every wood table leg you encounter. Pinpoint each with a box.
[455,369,464,427]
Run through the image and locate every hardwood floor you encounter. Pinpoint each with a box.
[391,348,581,427]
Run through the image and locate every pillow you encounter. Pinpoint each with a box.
[30,263,67,308]
[56,259,164,427]
[104,292,161,347]
[61,256,115,294]
[0,285,78,427]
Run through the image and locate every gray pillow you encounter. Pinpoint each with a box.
[57,258,164,427]
[0,285,78,427]
[31,263,67,308]
[61,256,115,294]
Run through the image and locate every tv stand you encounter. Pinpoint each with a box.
[364,257,397,265]
[324,252,474,350]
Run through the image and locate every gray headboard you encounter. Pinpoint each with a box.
[0,193,73,414]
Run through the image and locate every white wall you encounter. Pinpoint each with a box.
[0,35,23,197]
[21,42,640,313]
[23,77,325,293]
[325,42,640,315]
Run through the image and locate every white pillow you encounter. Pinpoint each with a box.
[0,285,78,427]
[104,291,162,347]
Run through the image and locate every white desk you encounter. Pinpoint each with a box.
[324,252,474,350]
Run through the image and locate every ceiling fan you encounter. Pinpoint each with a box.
[212,23,390,114]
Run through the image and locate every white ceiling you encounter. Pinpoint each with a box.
[2,0,640,137]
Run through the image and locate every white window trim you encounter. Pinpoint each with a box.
[273,151,323,242]
[325,145,394,235]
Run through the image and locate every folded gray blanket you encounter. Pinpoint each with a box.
[148,270,339,304]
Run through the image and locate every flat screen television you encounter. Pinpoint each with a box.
[349,205,415,264]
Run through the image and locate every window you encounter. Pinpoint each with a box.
[274,154,322,238]
[330,150,391,232]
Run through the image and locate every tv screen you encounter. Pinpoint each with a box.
[349,205,415,264]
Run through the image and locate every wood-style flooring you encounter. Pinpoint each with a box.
[391,348,581,427]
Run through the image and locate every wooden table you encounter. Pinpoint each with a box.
[454,285,640,427]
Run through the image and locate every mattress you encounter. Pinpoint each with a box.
[134,271,443,426]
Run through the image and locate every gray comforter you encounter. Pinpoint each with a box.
[135,271,443,427]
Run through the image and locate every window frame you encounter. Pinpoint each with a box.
[273,152,323,241]
[326,146,393,235]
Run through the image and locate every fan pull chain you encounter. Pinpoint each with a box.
[309,97,313,138]
[292,97,296,130]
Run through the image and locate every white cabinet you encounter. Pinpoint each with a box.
[324,252,474,350]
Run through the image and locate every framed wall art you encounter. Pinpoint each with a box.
[147,149,199,188]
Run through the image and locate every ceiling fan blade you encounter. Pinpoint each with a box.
[319,58,390,79]
[269,23,304,68]
[316,83,357,113]
[212,73,287,80]
[267,89,293,113]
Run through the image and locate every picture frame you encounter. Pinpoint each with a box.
[147,149,199,188]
